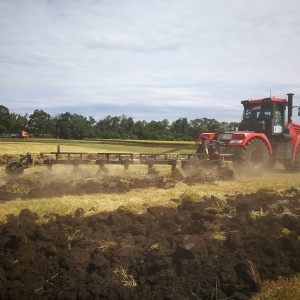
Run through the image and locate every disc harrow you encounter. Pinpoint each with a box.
[5,145,234,176]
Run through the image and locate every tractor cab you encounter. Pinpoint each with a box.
[238,97,288,138]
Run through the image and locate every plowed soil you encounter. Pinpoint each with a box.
[0,166,232,201]
[1,172,300,299]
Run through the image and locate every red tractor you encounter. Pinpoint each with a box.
[195,93,300,173]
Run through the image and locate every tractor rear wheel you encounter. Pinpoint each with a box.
[235,138,270,174]
[5,161,24,175]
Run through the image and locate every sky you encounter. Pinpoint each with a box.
[1,0,300,124]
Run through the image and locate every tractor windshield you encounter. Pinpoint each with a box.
[243,105,272,120]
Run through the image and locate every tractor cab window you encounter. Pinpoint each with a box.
[244,105,272,120]
[274,109,282,123]
[274,104,285,131]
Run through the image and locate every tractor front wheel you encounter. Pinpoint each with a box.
[235,138,270,174]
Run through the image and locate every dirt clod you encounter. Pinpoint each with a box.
[1,187,300,299]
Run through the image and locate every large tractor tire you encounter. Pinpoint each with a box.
[235,138,270,175]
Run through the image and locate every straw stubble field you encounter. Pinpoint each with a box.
[1,139,300,299]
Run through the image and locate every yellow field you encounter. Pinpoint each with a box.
[0,139,195,156]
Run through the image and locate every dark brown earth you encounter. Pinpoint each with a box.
[1,172,300,299]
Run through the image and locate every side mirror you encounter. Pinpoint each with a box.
[298,107,300,116]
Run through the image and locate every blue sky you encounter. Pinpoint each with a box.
[1,0,300,123]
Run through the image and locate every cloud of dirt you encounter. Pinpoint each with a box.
[0,162,235,201]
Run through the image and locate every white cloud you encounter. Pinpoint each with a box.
[0,0,300,123]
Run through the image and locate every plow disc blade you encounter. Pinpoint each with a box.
[5,161,24,175]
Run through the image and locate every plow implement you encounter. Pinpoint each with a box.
[5,145,234,176]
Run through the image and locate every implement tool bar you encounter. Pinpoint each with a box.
[40,145,233,173]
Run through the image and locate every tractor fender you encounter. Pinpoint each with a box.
[195,133,217,144]
[228,132,272,154]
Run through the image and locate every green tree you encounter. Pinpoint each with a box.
[28,110,54,137]
[70,114,94,139]
[199,118,221,133]
[170,118,191,140]
[55,112,93,139]
[132,120,147,139]
[96,115,147,139]
[147,119,172,140]
[84,116,98,138]
[11,113,29,134]
[225,122,239,131]
[144,121,164,140]
[189,118,209,140]
[119,115,135,139]
[0,105,14,134]
[54,113,72,139]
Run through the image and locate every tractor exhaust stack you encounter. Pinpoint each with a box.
[287,93,294,126]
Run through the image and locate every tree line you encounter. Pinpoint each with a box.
[0,105,238,141]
